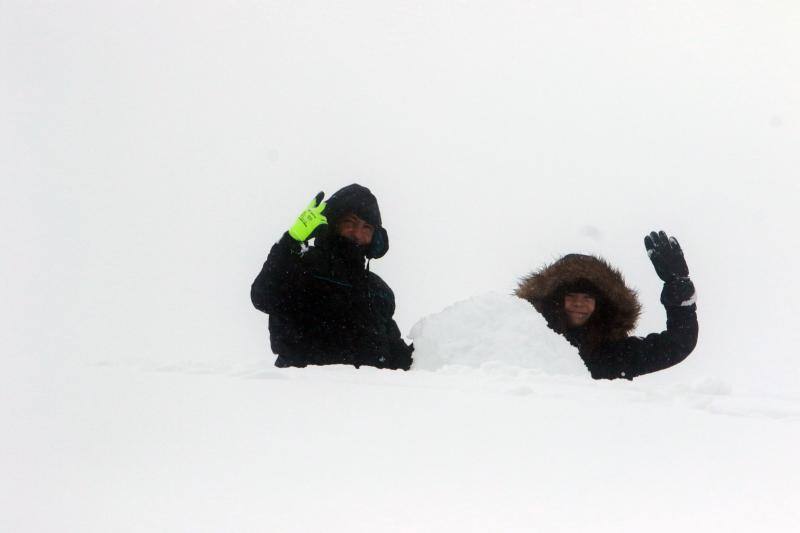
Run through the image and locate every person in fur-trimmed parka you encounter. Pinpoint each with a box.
[515,231,698,380]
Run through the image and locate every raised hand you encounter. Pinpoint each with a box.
[288,192,328,242]
[644,230,689,282]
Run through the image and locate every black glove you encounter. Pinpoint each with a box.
[660,277,696,308]
[389,342,413,371]
[644,230,689,282]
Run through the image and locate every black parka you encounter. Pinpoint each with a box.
[516,254,698,380]
[251,226,413,370]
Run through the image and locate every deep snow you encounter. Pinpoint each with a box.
[3,294,799,532]
[411,292,586,375]
[3,1,800,531]
[4,351,799,533]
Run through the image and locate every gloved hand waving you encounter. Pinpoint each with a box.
[644,230,689,281]
[288,192,327,241]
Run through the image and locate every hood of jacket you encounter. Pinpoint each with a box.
[325,184,382,228]
[515,254,641,344]
[323,183,389,260]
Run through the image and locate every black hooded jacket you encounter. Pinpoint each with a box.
[516,254,698,380]
[251,185,413,370]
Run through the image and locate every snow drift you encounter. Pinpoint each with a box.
[410,292,587,376]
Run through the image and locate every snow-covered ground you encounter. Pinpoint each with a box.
[4,294,799,532]
[4,358,800,532]
[3,1,800,531]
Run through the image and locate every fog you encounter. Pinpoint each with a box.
[3,1,799,392]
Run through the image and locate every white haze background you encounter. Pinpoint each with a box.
[5,1,799,391]
[2,1,800,531]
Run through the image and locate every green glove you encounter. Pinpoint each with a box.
[288,191,328,241]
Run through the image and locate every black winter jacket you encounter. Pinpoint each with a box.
[251,231,413,370]
[516,254,698,380]
[563,296,697,380]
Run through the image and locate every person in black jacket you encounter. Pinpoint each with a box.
[251,184,413,370]
[515,231,698,380]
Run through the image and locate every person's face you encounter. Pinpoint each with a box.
[337,213,374,246]
[564,292,596,327]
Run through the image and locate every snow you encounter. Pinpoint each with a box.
[681,292,698,307]
[3,0,800,531]
[410,292,586,376]
[4,354,799,532]
[4,293,799,532]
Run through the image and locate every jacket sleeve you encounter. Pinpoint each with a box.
[384,319,414,371]
[366,274,414,370]
[588,278,699,380]
[250,232,308,316]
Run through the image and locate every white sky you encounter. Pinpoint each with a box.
[3,1,799,392]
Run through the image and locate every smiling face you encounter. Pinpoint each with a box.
[564,292,596,328]
[336,212,375,246]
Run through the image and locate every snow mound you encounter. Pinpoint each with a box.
[409,292,587,376]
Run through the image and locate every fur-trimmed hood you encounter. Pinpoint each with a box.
[515,254,642,344]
